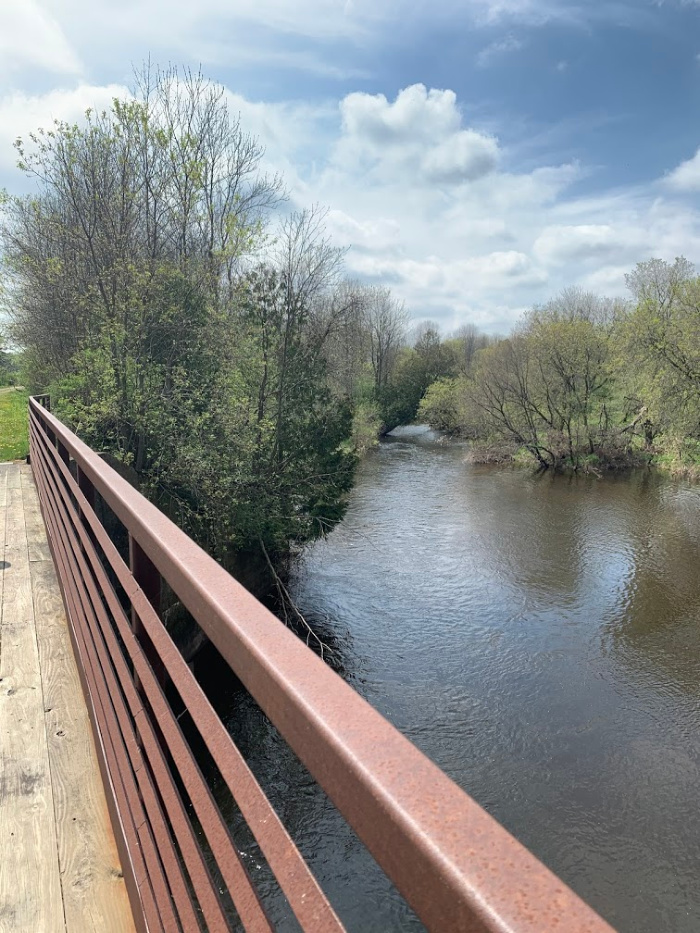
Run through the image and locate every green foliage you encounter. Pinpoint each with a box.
[618,259,700,443]
[416,268,700,477]
[417,290,633,471]
[0,65,361,579]
[376,327,461,432]
[0,349,19,386]
[349,399,382,453]
[418,378,465,433]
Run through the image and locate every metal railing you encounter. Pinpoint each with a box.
[29,395,615,933]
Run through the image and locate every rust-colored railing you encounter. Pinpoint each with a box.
[29,395,615,933]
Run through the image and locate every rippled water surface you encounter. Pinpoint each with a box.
[211,426,700,932]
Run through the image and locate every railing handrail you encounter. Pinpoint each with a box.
[29,395,615,933]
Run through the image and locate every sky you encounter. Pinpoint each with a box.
[2,1,700,333]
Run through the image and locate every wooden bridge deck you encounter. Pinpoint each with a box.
[0,462,135,933]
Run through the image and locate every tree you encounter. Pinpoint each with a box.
[1,65,359,582]
[467,291,619,469]
[377,323,459,431]
[451,323,492,375]
[619,257,700,446]
[365,287,407,394]
[3,66,281,463]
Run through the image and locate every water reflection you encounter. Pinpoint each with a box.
[209,427,700,932]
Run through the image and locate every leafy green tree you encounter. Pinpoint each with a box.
[377,323,459,431]
[1,66,359,580]
[466,291,623,469]
[418,377,468,433]
[619,258,700,447]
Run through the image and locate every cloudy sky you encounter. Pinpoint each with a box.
[2,0,700,332]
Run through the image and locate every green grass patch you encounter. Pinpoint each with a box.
[0,388,30,461]
[652,438,700,480]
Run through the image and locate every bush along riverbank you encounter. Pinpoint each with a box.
[416,260,700,478]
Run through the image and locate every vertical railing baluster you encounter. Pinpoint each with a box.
[57,439,70,468]
[76,465,99,557]
[129,536,166,691]
[77,465,96,511]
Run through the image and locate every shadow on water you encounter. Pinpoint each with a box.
[199,427,700,932]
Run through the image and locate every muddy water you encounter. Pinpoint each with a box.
[209,426,700,932]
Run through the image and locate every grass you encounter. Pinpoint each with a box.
[0,388,30,461]
[653,438,700,481]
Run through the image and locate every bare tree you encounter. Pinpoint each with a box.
[365,287,407,393]
[453,323,492,374]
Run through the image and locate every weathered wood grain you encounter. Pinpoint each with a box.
[33,557,135,933]
[20,468,52,563]
[2,487,33,627]
[0,476,65,933]
[0,465,134,933]
[0,465,7,613]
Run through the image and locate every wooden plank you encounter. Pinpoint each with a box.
[4,466,20,490]
[26,558,67,633]
[0,622,51,761]
[0,463,134,931]
[0,465,8,613]
[31,538,135,930]
[0,752,62,933]
[0,470,65,932]
[20,468,52,563]
[2,486,33,627]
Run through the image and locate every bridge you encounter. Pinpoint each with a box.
[0,394,616,932]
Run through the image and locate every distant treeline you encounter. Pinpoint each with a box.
[417,259,700,476]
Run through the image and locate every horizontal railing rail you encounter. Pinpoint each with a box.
[29,394,616,933]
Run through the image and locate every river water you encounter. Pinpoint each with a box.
[208,425,700,932]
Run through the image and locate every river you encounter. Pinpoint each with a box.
[204,425,700,932]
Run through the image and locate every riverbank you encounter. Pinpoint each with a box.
[464,438,653,474]
[462,434,700,480]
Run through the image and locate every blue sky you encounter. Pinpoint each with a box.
[2,0,700,332]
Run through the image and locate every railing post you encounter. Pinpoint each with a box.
[76,465,99,554]
[57,439,70,469]
[129,535,166,689]
[77,465,96,511]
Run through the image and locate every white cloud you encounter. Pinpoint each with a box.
[476,34,525,67]
[0,85,129,173]
[4,76,700,333]
[232,83,700,330]
[34,0,390,78]
[325,211,402,254]
[45,0,379,43]
[0,0,81,76]
[665,148,700,192]
[463,0,577,26]
[423,130,500,183]
[2,0,669,89]
[341,85,463,145]
[335,84,499,185]
[533,224,636,265]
